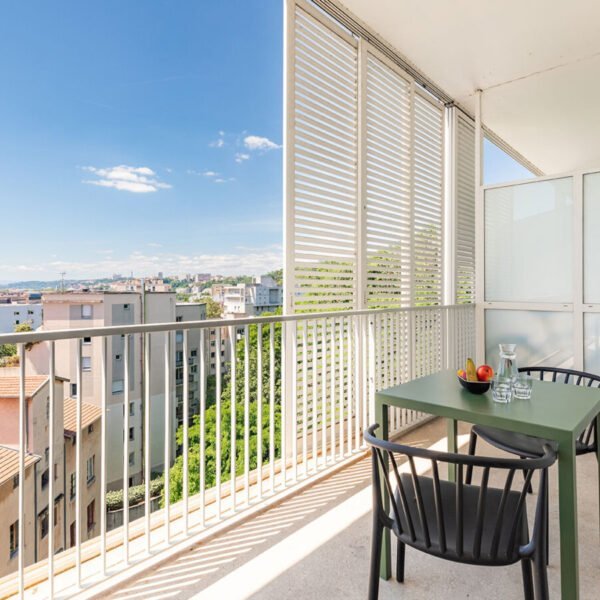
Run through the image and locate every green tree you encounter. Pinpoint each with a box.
[166,313,282,504]
[200,297,223,319]
[0,322,33,365]
[266,268,283,286]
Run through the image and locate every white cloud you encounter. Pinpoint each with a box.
[235,153,250,163]
[209,131,226,148]
[201,170,220,177]
[82,165,171,193]
[147,242,162,248]
[214,178,226,183]
[243,135,281,151]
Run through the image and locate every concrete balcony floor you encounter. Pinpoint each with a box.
[108,419,599,600]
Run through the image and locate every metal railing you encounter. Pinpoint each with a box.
[0,303,475,599]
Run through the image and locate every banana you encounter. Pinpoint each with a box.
[465,358,478,382]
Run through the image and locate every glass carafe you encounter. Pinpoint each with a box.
[497,344,519,382]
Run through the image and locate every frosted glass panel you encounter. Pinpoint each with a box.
[485,178,573,302]
[584,313,600,375]
[485,310,573,369]
[583,172,600,303]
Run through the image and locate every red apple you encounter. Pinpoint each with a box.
[477,364,494,382]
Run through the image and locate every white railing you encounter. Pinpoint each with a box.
[0,304,474,599]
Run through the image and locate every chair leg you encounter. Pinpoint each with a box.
[533,554,550,600]
[368,521,383,600]
[396,539,405,583]
[465,430,477,484]
[544,479,550,566]
[520,558,534,600]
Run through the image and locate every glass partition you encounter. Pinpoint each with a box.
[484,177,573,303]
[584,172,600,303]
[485,310,574,368]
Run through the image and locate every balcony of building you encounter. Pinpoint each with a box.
[0,0,599,598]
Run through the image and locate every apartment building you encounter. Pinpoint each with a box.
[0,303,42,333]
[223,275,282,317]
[174,304,206,428]
[0,375,66,575]
[0,446,38,577]
[109,278,172,293]
[63,397,101,550]
[26,293,175,488]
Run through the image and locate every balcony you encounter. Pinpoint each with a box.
[1,0,600,598]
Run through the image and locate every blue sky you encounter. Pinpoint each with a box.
[0,1,284,281]
[0,1,531,282]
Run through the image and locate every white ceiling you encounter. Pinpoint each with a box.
[338,0,600,174]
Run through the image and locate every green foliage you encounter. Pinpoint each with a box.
[0,322,33,364]
[200,297,223,319]
[166,321,282,505]
[266,268,283,286]
[106,477,164,511]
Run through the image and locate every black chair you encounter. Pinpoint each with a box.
[466,367,598,468]
[364,424,556,600]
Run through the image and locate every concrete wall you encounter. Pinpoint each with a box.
[0,463,36,578]
[0,304,42,334]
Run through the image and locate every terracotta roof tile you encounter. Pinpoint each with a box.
[63,397,102,434]
[0,446,39,486]
[0,375,48,399]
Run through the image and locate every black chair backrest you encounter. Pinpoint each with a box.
[364,424,556,562]
[519,366,600,449]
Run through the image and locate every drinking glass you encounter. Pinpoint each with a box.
[513,374,533,400]
[491,376,512,403]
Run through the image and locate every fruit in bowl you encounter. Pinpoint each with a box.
[457,359,493,394]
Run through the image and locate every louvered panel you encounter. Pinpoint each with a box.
[413,92,444,307]
[455,113,476,304]
[292,5,358,313]
[365,53,412,309]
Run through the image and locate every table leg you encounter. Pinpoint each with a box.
[447,418,458,481]
[375,399,391,580]
[558,436,579,599]
[596,414,600,541]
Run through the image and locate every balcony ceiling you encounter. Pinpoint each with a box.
[338,0,600,174]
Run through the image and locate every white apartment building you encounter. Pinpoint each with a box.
[223,275,283,317]
[109,278,172,293]
[0,303,42,333]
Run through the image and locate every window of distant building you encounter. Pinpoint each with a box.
[12,474,19,489]
[129,427,134,441]
[81,304,93,319]
[9,521,18,558]
[70,473,76,499]
[176,316,183,323]
[39,509,49,539]
[87,500,95,530]
[41,469,49,490]
[86,455,95,484]
[129,402,134,416]
[82,357,92,372]
[83,337,91,345]
[128,452,135,467]
[112,379,124,394]
[70,383,77,397]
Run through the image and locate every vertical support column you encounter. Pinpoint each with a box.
[573,173,584,371]
[474,90,485,365]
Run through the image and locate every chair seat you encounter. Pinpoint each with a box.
[393,473,527,566]
[472,424,592,457]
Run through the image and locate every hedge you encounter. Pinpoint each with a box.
[106,477,164,511]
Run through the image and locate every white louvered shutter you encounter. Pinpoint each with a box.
[412,91,444,307]
[291,5,358,313]
[365,53,412,309]
[454,112,476,303]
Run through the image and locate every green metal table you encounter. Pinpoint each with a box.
[375,369,600,600]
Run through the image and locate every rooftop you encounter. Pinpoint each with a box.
[0,445,39,486]
[63,397,102,435]
[0,375,48,400]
